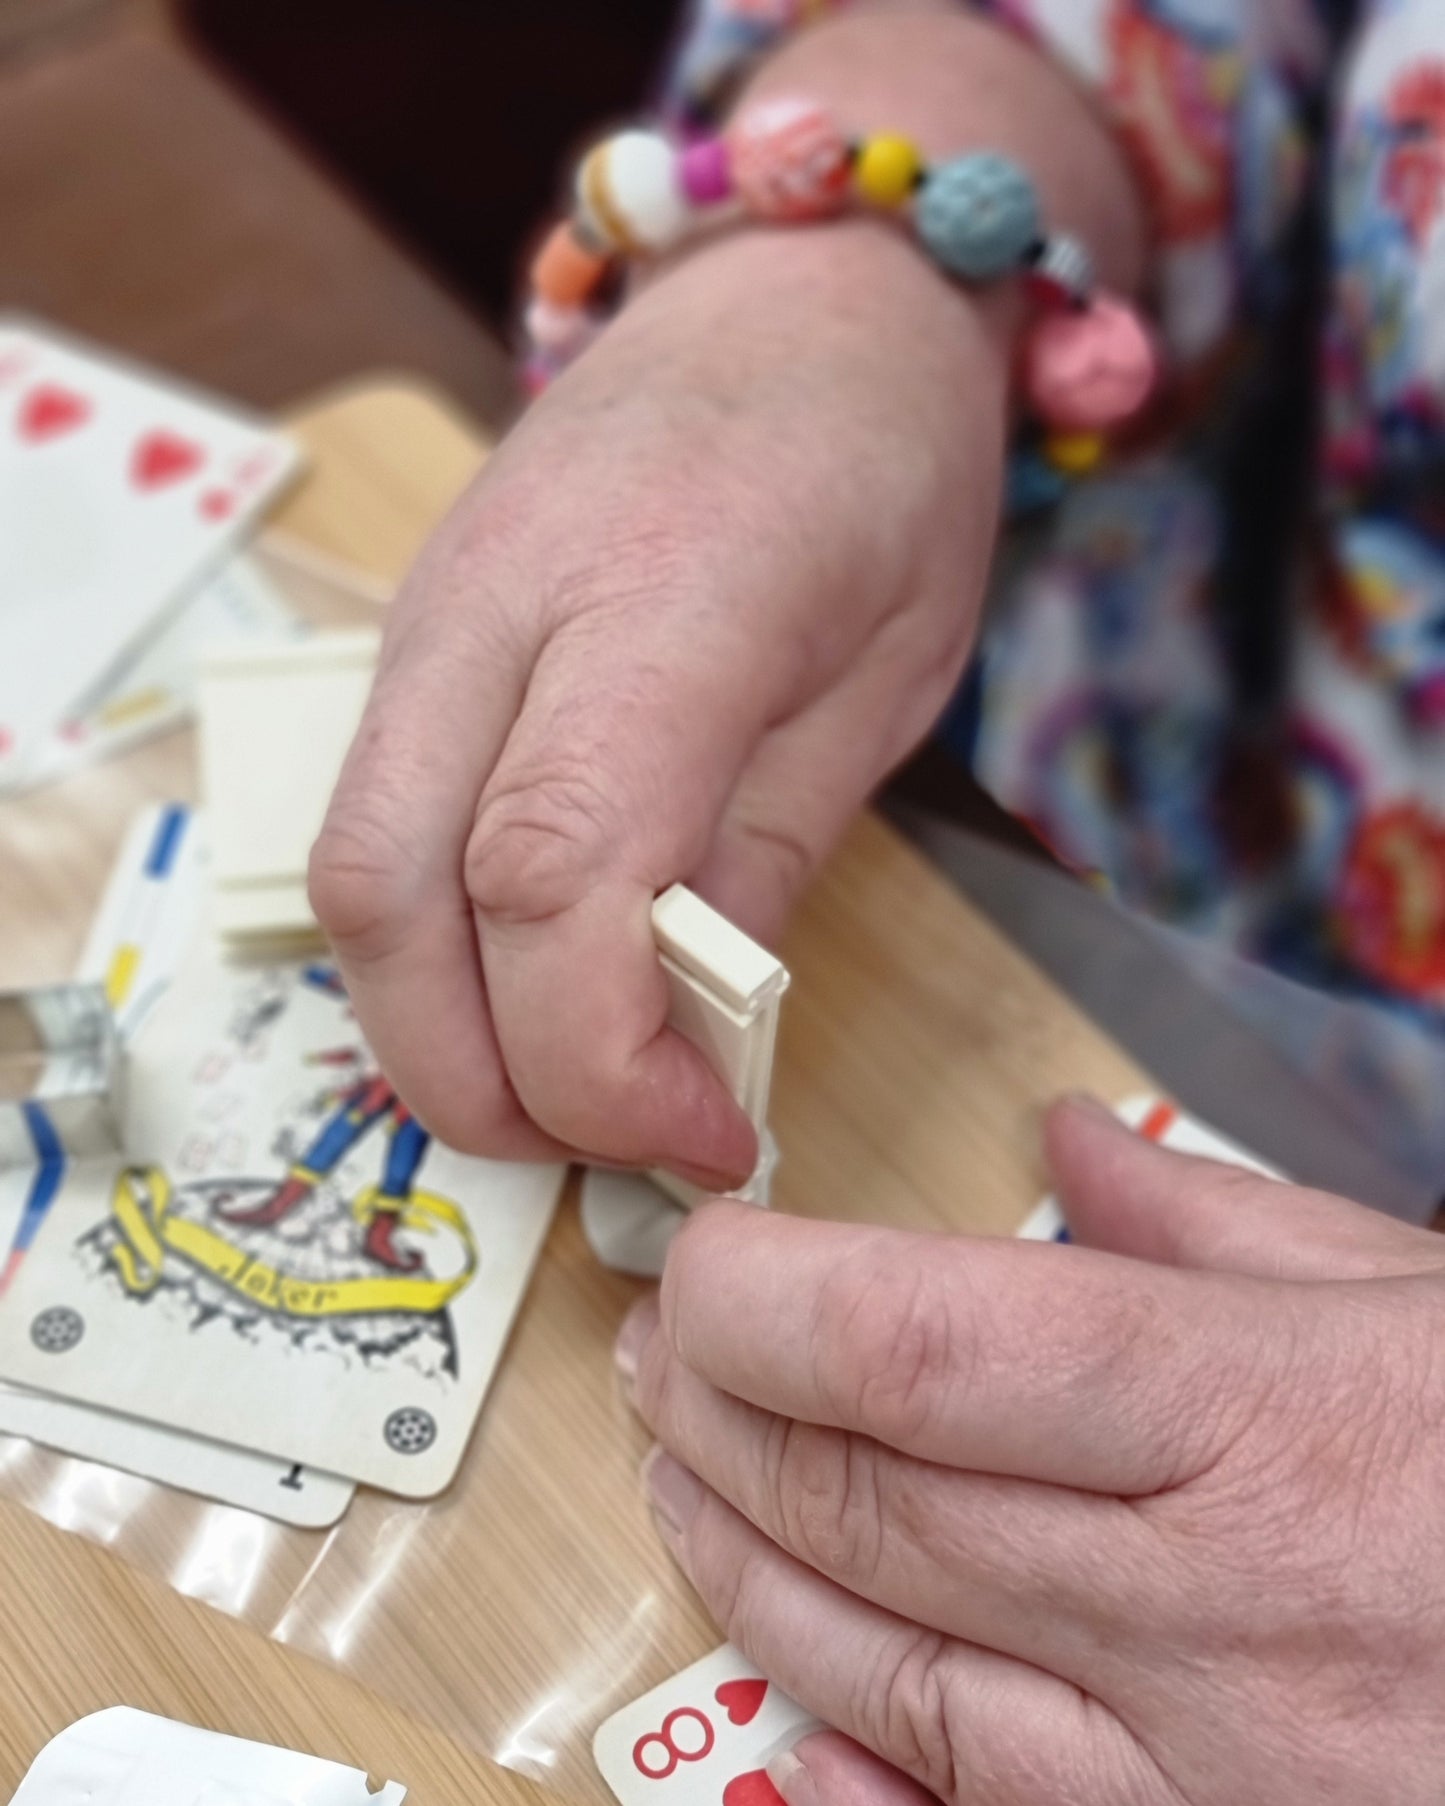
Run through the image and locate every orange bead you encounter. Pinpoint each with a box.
[531,222,610,308]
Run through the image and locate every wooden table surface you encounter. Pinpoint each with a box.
[0,380,1149,1806]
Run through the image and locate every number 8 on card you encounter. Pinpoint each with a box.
[594,1646,819,1806]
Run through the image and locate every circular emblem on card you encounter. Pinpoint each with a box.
[384,1406,437,1456]
[31,1307,84,1354]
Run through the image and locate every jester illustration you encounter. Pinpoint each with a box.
[80,963,479,1357]
[215,1064,429,1273]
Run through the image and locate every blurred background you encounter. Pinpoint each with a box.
[0,0,684,406]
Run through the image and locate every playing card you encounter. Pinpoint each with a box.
[76,802,203,1042]
[0,319,300,783]
[594,1645,819,1806]
[0,1172,352,1525]
[1018,1095,1283,1242]
[0,808,353,1525]
[18,556,305,791]
[0,816,567,1496]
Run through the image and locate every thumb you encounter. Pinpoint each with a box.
[1044,1095,1444,1282]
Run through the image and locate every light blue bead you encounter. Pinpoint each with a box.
[915,154,1040,282]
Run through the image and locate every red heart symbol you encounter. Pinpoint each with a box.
[17,383,91,443]
[715,1679,767,1727]
[130,429,205,492]
[199,488,237,521]
[723,1770,785,1806]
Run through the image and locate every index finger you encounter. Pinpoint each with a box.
[309,510,572,1161]
[659,1202,1288,1493]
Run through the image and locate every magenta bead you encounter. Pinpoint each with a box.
[1026,297,1159,432]
[678,136,732,206]
[728,97,851,222]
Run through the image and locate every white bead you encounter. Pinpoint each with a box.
[577,130,691,254]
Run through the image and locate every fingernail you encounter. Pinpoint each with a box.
[642,1446,704,1550]
[661,1148,756,1195]
[767,1747,819,1806]
[1060,1091,1115,1124]
[615,1295,660,1385]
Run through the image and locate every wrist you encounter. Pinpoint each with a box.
[737,8,1147,298]
[523,8,1155,474]
[582,217,1013,474]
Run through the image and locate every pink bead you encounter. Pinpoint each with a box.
[728,97,851,222]
[525,299,597,359]
[521,357,556,399]
[1025,297,1159,432]
[678,137,732,206]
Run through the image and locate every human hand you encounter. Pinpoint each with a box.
[617,1094,1445,1805]
[309,220,1010,1181]
[308,7,1144,1183]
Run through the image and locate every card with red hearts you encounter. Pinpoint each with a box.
[0,318,301,787]
[594,1646,819,1806]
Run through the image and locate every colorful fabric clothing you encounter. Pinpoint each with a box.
[667,0,1445,1036]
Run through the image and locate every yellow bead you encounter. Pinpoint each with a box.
[1044,432,1107,476]
[854,134,923,208]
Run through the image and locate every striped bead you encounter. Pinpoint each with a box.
[1026,233,1097,308]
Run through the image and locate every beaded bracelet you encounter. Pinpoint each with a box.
[521,97,1159,482]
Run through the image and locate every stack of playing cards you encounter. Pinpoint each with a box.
[0,319,307,792]
[198,631,382,954]
[0,805,567,1522]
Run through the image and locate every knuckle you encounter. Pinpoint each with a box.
[766,1420,886,1588]
[810,1240,964,1444]
[856,1628,962,1801]
[631,1330,677,1433]
[308,800,422,961]
[705,1538,776,1658]
[465,764,619,930]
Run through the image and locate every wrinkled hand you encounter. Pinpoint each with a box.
[617,1095,1445,1805]
[309,224,1006,1182]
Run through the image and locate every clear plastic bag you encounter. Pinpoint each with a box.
[0,1195,714,1794]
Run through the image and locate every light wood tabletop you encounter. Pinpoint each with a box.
[0,379,1149,1806]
